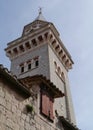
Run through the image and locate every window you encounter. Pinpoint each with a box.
[38,35,43,42]
[54,61,57,72]
[21,66,24,73]
[20,56,39,74]
[61,72,65,81]
[19,45,25,52]
[50,34,53,39]
[13,48,18,54]
[57,66,61,75]
[51,39,56,46]
[40,89,54,121]
[35,60,39,67]
[32,39,37,46]
[28,63,31,70]
[25,42,31,49]
[44,32,48,39]
[54,61,65,82]
[34,56,39,68]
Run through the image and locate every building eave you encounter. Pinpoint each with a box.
[19,75,65,98]
[49,23,74,64]
[59,116,79,130]
[0,64,31,98]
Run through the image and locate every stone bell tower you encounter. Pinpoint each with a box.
[5,10,76,125]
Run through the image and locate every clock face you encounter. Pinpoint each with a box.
[24,24,41,35]
[32,23,41,29]
[23,20,46,36]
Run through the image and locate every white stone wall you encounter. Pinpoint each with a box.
[10,43,50,79]
[48,45,76,124]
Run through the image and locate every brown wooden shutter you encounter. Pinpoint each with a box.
[41,91,49,116]
[49,97,54,121]
[41,90,54,121]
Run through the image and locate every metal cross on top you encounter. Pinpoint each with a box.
[39,7,42,14]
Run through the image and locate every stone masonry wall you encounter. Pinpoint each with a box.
[0,79,63,130]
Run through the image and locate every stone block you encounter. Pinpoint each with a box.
[35,123,40,130]
[6,118,14,129]
[20,118,25,127]
[21,113,26,120]
[0,97,6,107]
[25,122,31,130]
[0,89,5,98]
[25,116,30,123]
[11,105,16,113]
[14,123,20,130]
[5,92,12,102]
[16,109,21,117]
[6,101,12,111]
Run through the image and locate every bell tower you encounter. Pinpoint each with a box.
[5,11,76,124]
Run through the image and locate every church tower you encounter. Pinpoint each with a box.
[5,10,76,127]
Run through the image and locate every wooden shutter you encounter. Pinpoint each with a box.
[41,91,49,116]
[49,97,54,121]
[41,90,54,121]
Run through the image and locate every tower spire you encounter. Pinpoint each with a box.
[35,7,46,21]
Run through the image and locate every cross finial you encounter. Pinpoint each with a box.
[39,7,42,15]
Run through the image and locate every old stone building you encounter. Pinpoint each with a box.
[0,11,79,130]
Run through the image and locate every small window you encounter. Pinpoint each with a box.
[50,34,53,39]
[32,39,37,46]
[7,50,12,55]
[13,48,18,54]
[54,61,57,72]
[35,60,39,67]
[61,72,65,81]
[21,66,24,73]
[52,39,56,45]
[44,32,48,39]
[25,42,31,49]
[38,35,43,42]
[19,45,25,52]
[58,66,61,75]
[28,63,31,70]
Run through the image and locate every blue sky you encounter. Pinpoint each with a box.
[0,0,93,130]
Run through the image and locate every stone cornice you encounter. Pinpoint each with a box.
[5,20,74,70]
[6,25,49,48]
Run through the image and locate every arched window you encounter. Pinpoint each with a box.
[20,63,24,73]
[61,72,65,81]
[57,66,61,76]
[54,61,57,72]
